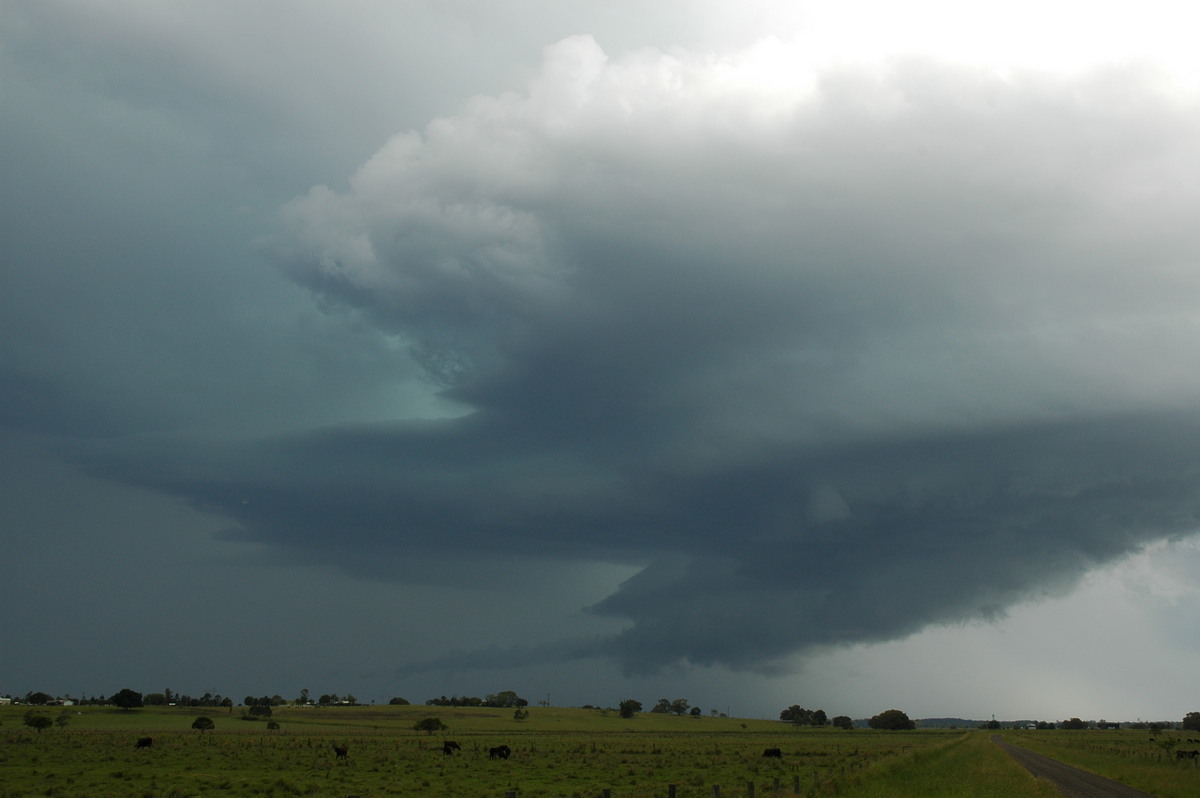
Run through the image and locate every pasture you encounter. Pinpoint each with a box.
[0,705,1193,797]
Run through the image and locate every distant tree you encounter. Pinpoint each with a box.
[297,688,310,705]
[513,708,529,721]
[984,719,1001,730]
[832,715,854,730]
[192,716,215,731]
[669,698,690,716]
[111,688,143,711]
[651,698,671,714]
[781,706,829,726]
[413,717,448,734]
[145,693,167,706]
[55,709,72,729]
[1036,721,1055,730]
[781,705,814,725]
[869,709,915,730]
[1060,717,1088,730]
[690,706,702,718]
[318,694,333,706]
[1182,712,1200,731]
[485,691,528,708]
[267,720,280,730]
[23,711,52,732]
[389,697,411,705]
[619,699,642,719]
[247,704,272,719]
[24,691,53,706]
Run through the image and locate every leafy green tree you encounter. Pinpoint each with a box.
[23,711,52,732]
[297,688,310,705]
[192,716,215,731]
[832,715,854,730]
[1182,712,1200,731]
[619,699,642,718]
[55,710,72,729]
[651,698,671,713]
[413,717,448,734]
[869,709,915,730]
[1060,717,1088,730]
[669,698,690,716]
[388,697,411,705]
[111,688,143,710]
[781,705,813,724]
[689,706,702,718]
[24,691,53,705]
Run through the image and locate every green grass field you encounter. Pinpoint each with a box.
[2,705,1194,797]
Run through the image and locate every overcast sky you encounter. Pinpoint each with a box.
[4,0,1200,722]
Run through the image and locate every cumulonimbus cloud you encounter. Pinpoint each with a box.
[100,36,1200,673]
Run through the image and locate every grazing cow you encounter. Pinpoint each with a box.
[443,740,462,755]
[762,747,782,758]
[1175,749,1200,760]
[333,744,349,759]
[489,744,512,760]
[135,737,153,749]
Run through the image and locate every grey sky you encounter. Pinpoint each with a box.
[4,0,1200,720]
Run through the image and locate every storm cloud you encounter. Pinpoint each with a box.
[84,36,1200,674]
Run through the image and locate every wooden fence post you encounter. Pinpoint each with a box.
[747,780,755,797]
[668,784,676,798]
[712,785,720,797]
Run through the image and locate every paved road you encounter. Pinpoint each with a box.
[991,736,1156,798]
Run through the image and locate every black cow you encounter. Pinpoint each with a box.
[1175,749,1200,760]
[443,740,462,755]
[489,744,512,760]
[135,737,153,749]
[762,747,782,758]
[333,744,349,759]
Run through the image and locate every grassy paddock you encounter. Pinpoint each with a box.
[999,729,1200,798]
[0,705,954,797]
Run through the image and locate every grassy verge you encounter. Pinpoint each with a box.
[836,731,1060,798]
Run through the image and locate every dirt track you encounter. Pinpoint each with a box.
[991,736,1156,798]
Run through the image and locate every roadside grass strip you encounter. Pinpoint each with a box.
[837,732,1060,798]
